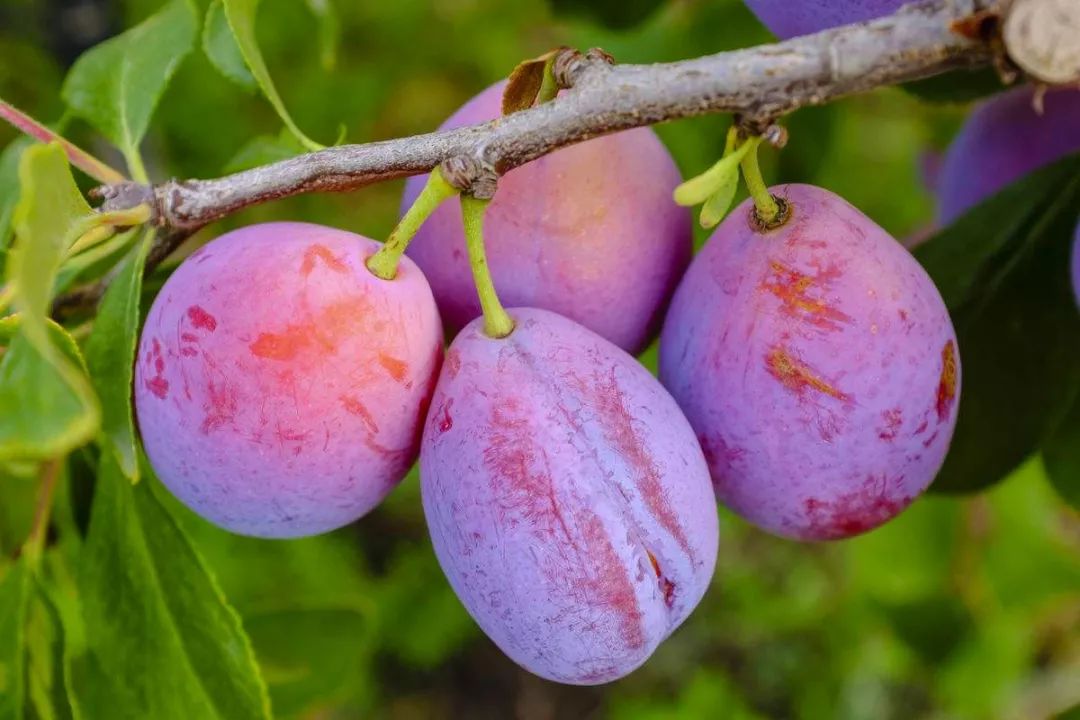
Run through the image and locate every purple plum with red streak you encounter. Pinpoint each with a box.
[135,222,443,538]
[421,308,718,684]
[938,87,1080,224]
[660,184,960,541]
[743,0,905,38]
[402,81,691,355]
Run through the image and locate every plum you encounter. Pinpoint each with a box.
[938,87,1080,224]
[743,0,905,38]
[402,81,691,355]
[134,222,443,538]
[660,184,959,541]
[421,308,718,684]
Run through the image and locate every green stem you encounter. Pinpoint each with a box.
[367,166,458,280]
[461,195,514,339]
[23,459,61,566]
[0,284,13,316]
[739,137,781,225]
[123,146,149,185]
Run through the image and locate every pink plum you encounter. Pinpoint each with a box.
[421,308,718,684]
[135,222,443,538]
[660,184,960,541]
[743,0,905,38]
[938,87,1080,224]
[402,81,691,355]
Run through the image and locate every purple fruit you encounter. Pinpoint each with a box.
[403,82,691,355]
[421,308,718,684]
[938,87,1080,224]
[660,184,960,541]
[135,222,443,538]
[743,0,905,38]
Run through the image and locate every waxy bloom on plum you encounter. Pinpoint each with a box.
[135,222,443,538]
[661,185,960,541]
[421,309,719,684]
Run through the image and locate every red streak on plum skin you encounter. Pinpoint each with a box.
[760,260,852,332]
[765,346,850,402]
[579,510,646,650]
[299,243,348,276]
[378,353,409,382]
[936,341,958,422]
[878,408,903,441]
[803,476,912,540]
[482,395,646,651]
[145,338,169,399]
[341,396,379,433]
[248,297,372,362]
[186,305,217,331]
[445,349,462,379]
[586,369,695,560]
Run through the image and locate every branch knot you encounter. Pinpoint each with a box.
[440,156,499,200]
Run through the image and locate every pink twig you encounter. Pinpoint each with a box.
[0,100,127,185]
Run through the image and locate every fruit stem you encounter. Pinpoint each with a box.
[739,137,782,227]
[461,195,514,339]
[367,166,458,280]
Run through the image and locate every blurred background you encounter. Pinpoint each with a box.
[1,0,1078,717]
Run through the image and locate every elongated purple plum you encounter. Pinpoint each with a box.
[938,87,1080,224]
[402,82,691,355]
[660,184,960,541]
[421,308,718,684]
[743,0,905,38]
[135,222,443,538]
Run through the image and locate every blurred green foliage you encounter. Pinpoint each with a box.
[1,0,1078,718]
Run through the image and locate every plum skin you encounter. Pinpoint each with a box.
[421,308,719,684]
[938,87,1080,224]
[402,81,691,355]
[134,222,443,538]
[660,184,960,541]
[743,0,905,38]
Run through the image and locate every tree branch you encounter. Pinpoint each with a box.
[147,0,994,228]
[58,0,1003,315]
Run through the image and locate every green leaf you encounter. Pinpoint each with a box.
[902,67,1007,104]
[673,142,751,207]
[61,0,198,181]
[0,138,32,275]
[2,144,101,460]
[698,166,740,228]
[0,317,89,375]
[244,608,368,717]
[221,0,324,151]
[303,0,340,71]
[8,144,92,331]
[25,585,75,720]
[1043,392,1080,508]
[203,0,256,91]
[54,230,139,296]
[0,559,31,720]
[84,231,152,481]
[223,130,306,173]
[71,453,271,720]
[0,333,97,462]
[917,155,1080,493]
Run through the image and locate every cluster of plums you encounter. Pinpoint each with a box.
[133,4,1080,684]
